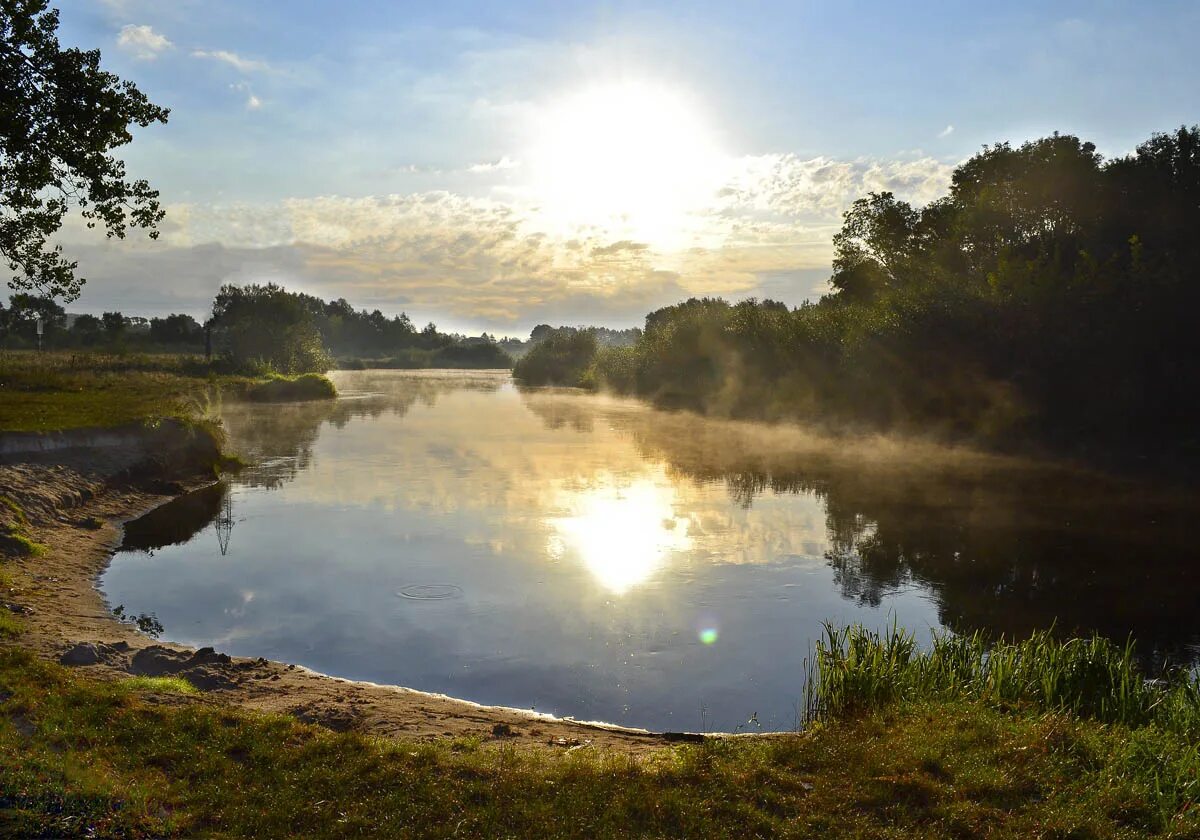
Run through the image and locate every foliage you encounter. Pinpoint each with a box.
[804,624,1200,827]
[211,284,332,375]
[244,373,337,403]
[807,624,1200,737]
[0,493,45,556]
[0,0,168,301]
[579,126,1200,466]
[0,350,246,431]
[149,313,202,345]
[1,646,1198,837]
[116,675,198,695]
[511,328,598,386]
[210,283,509,373]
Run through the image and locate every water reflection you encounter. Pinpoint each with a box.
[103,371,1200,732]
[612,402,1200,666]
[121,481,229,554]
[548,472,692,593]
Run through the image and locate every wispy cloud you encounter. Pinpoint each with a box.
[467,157,520,174]
[116,24,172,60]
[938,124,955,138]
[58,151,957,328]
[229,82,263,111]
[192,49,270,73]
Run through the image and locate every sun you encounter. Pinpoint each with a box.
[527,79,725,247]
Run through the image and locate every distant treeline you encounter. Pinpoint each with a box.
[0,284,512,373]
[0,296,206,350]
[502,324,641,363]
[516,126,1200,467]
[210,284,512,373]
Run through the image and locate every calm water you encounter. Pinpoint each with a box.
[102,370,1200,732]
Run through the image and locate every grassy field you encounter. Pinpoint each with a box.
[1,621,1198,838]
[2,640,1197,838]
[0,351,334,431]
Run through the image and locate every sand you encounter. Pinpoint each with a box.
[0,437,710,753]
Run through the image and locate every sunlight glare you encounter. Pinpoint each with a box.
[527,80,725,247]
[548,477,692,594]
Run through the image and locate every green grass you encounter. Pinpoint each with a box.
[2,645,1199,837]
[243,373,337,402]
[0,351,250,432]
[807,623,1200,737]
[0,612,23,639]
[0,496,47,558]
[117,676,199,695]
[0,351,338,431]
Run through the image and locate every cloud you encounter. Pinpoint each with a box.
[229,82,263,110]
[591,240,648,257]
[191,49,270,73]
[716,154,955,220]
[466,157,519,173]
[56,152,960,330]
[938,124,955,138]
[116,24,172,60]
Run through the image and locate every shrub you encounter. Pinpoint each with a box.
[512,329,597,386]
[244,373,337,402]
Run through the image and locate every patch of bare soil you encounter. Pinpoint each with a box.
[0,433,700,753]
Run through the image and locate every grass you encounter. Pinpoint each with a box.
[0,351,246,432]
[807,623,1200,737]
[0,613,22,640]
[0,496,47,558]
[243,372,337,402]
[0,351,339,431]
[117,676,199,695]
[1,643,1199,837]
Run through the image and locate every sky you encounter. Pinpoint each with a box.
[47,0,1200,336]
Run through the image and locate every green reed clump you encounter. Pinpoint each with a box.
[243,372,337,402]
[807,623,1200,739]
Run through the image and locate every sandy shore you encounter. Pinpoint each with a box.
[0,434,709,753]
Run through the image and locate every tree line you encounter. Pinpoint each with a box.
[516,126,1200,469]
[0,283,512,374]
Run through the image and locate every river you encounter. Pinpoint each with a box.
[101,370,1200,732]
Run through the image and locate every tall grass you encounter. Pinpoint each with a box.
[806,623,1200,739]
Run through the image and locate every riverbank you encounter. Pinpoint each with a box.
[0,419,678,752]
[3,362,1199,836]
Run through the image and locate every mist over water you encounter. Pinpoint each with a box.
[103,370,1200,732]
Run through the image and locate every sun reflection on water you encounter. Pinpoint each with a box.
[548,475,692,593]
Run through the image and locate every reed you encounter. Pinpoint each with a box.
[806,622,1200,739]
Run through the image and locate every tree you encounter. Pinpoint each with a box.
[1,0,169,301]
[71,312,99,334]
[4,291,62,340]
[830,192,921,301]
[211,284,331,374]
[101,310,125,334]
[150,313,201,344]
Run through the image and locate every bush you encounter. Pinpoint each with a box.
[512,329,597,386]
[244,373,337,402]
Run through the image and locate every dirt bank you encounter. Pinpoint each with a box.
[0,423,699,752]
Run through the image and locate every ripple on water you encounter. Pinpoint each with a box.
[396,584,463,601]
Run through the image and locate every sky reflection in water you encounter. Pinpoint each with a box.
[103,370,1200,732]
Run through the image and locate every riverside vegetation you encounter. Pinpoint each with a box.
[0,351,335,433]
[2,624,1199,837]
[515,125,1200,472]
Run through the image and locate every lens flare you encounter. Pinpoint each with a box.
[699,627,718,645]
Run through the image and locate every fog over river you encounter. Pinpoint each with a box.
[102,371,1200,733]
